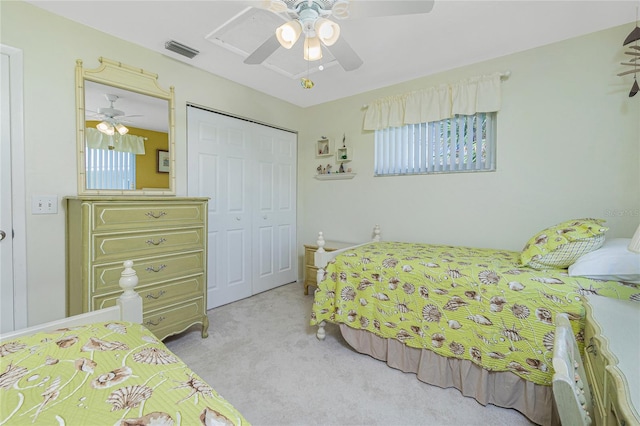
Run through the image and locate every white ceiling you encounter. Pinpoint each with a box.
[27,0,639,108]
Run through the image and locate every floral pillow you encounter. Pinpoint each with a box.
[520,218,608,269]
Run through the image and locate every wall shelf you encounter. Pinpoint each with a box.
[336,147,352,163]
[316,138,332,157]
[314,173,356,180]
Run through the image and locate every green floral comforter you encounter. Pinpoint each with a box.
[311,242,639,385]
[0,321,248,425]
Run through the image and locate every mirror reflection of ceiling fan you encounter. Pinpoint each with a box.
[242,0,435,71]
[87,94,142,136]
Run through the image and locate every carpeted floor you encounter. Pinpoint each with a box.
[164,282,534,426]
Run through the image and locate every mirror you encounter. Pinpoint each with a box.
[76,57,175,195]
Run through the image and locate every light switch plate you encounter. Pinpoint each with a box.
[32,195,58,214]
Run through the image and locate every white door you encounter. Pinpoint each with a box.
[0,45,27,333]
[252,125,297,293]
[0,52,14,332]
[187,106,297,308]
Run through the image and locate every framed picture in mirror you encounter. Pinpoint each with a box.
[157,150,170,173]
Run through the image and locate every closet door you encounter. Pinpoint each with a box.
[187,106,297,308]
[252,124,297,294]
[187,108,252,308]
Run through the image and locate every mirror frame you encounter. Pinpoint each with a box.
[76,57,176,195]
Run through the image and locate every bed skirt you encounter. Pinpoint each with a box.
[339,324,559,426]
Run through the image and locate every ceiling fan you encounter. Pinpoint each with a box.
[87,94,140,136]
[243,0,435,71]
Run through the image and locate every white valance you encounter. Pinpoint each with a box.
[85,128,146,155]
[363,73,503,131]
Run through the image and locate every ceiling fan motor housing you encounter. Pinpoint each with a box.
[98,94,124,118]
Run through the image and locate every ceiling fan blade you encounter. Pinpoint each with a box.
[346,0,434,19]
[325,37,363,71]
[244,34,281,64]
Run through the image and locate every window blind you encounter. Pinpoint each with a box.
[86,148,136,190]
[374,113,496,176]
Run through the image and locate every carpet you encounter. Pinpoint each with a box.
[164,282,534,426]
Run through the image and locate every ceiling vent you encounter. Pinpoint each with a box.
[165,40,199,59]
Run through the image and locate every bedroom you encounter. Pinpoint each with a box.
[1,0,639,424]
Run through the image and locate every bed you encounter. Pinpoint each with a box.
[310,221,640,426]
[0,261,248,425]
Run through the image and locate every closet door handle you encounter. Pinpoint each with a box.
[236,216,241,221]
[0,230,5,241]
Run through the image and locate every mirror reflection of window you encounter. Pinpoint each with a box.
[85,148,136,190]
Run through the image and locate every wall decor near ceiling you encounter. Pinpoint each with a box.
[618,15,640,97]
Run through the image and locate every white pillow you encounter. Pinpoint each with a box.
[568,238,640,283]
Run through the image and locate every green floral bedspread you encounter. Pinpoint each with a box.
[0,321,248,425]
[311,242,640,385]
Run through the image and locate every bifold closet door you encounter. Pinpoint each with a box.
[187,106,297,309]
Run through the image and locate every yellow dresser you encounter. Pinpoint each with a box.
[65,197,209,340]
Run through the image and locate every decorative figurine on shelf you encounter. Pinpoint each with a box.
[326,164,332,174]
[317,165,322,175]
[347,167,352,173]
[342,133,346,148]
[339,163,345,173]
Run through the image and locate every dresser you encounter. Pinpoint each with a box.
[582,296,640,425]
[303,240,355,295]
[65,197,209,340]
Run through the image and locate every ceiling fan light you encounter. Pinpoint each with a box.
[266,0,288,13]
[115,123,129,135]
[276,20,302,49]
[303,36,323,61]
[315,18,340,46]
[331,1,350,19]
[97,121,115,135]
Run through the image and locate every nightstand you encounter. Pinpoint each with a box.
[582,296,640,425]
[303,240,355,295]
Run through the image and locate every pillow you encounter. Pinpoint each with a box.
[520,218,608,269]
[569,238,640,283]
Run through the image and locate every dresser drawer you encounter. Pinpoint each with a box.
[584,336,608,401]
[305,246,315,266]
[93,228,204,262]
[305,265,317,283]
[93,274,205,311]
[91,202,205,231]
[143,297,206,340]
[91,251,205,294]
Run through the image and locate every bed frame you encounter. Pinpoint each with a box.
[314,225,380,340]
[0,260,142,340]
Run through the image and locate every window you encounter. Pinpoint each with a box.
[374,112,496,176]
[85,147,136,190]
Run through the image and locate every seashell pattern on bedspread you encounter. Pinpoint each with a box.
[0,322,248,425]
[310,241,640,385]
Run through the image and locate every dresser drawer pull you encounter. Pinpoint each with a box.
[145,264,167,273]
[585,337,598,357]
[146,238,167,246]
[145,290,166,300]
[144,316,166,327]
[146,211,167,219]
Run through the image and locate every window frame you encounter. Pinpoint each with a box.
[374,112,497,177]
